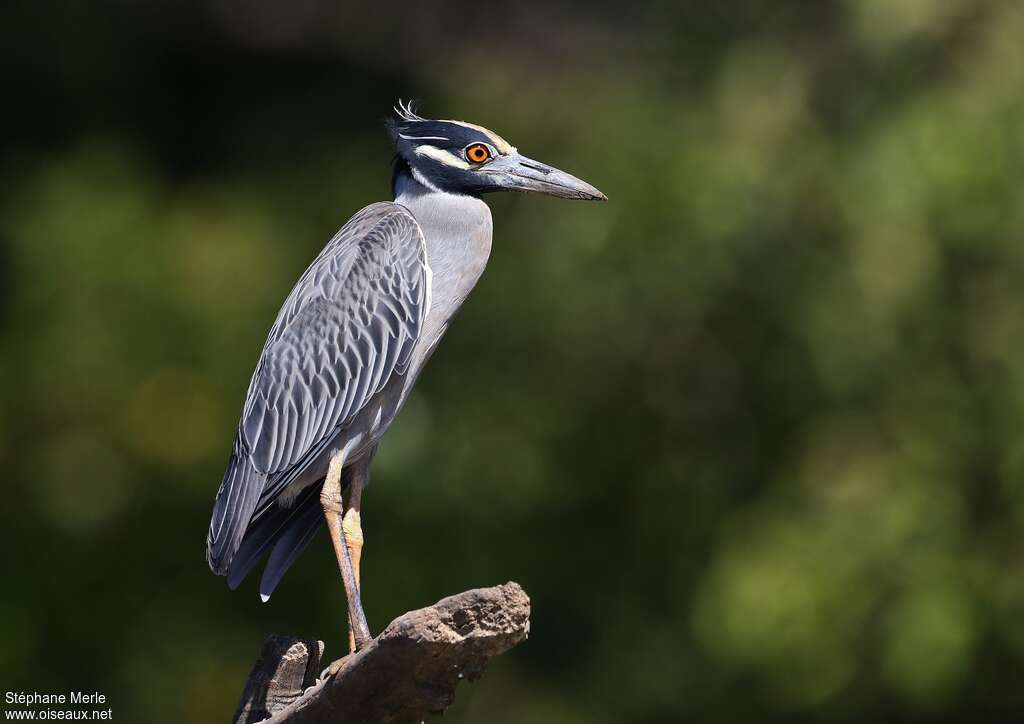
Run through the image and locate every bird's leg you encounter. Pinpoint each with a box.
[343,470,365,654]
[320,450,372,653]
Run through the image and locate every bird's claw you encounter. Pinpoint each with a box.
[319,657,349,681]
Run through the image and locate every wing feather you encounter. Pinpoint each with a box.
[244,204,427,476]
[207,203,428,574]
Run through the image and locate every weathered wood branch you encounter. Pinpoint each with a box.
[232,582,530,724]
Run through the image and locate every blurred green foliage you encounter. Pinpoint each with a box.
[4,1,1024,721]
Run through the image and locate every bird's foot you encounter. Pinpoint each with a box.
[320,657,349,681]
[347,607,373,653]
[351,626,372,653]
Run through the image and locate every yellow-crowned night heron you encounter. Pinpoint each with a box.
[206,102,606,651]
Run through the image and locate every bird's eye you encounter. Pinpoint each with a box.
[465,143,492,164]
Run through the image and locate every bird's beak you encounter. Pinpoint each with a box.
[484,152,607,201]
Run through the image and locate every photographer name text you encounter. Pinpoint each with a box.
[5,693,105,707]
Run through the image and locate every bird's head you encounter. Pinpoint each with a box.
[386,101,607,201]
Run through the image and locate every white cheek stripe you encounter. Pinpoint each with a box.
[410,165,441,192]
[414,144,471,170]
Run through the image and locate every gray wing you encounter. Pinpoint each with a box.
[207,202,428,574]
[243,202,428,474]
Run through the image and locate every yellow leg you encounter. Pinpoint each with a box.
[342,483,363,654]
[320,450,371,653]
[343,509,363,588]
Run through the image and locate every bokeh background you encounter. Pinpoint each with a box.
[4,1,1024,721]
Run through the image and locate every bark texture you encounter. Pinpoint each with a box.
[232,582,530,724]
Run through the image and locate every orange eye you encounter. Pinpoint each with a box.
[465,143,491,164]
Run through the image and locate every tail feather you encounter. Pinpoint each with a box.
[226,482,322,591]
[259,497,324,601]
[207,451,263,575]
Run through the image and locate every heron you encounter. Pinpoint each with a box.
[206,102,606,652]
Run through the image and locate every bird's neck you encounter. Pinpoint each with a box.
[392,165,493,319]
[392,167,492,252]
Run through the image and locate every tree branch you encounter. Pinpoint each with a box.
[232,582,530,724]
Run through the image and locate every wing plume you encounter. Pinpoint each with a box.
[207,447,264,575]
[207,202,428,580]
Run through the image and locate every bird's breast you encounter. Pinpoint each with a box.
[410,192,493,330]
[391,190,493,388]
